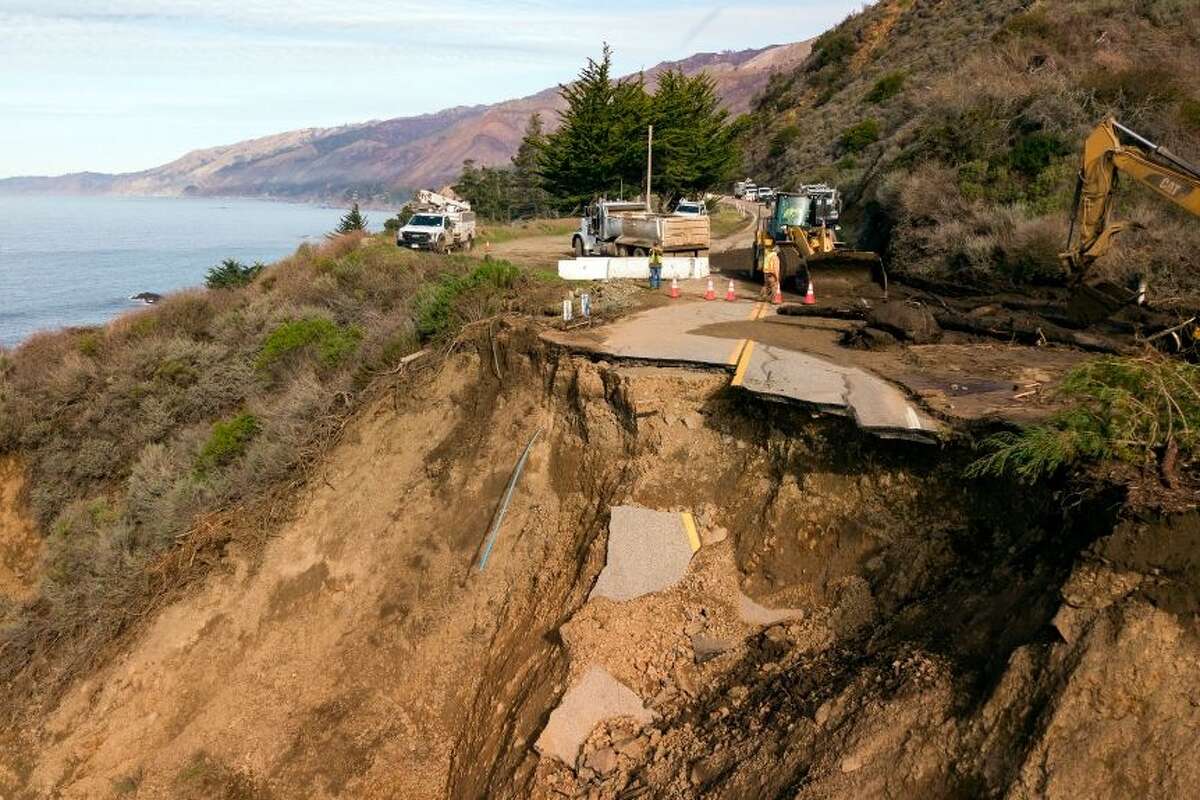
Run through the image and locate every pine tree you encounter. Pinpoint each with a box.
[539,45,651,210]
[511,113,550,218]
[650,70,739,206]
[336,202,368,233]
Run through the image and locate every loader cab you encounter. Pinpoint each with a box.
[769,187,842,240]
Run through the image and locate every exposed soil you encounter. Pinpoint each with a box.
[1,321,1197,800]
[0,455,42,601]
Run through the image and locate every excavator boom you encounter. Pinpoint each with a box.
[1064,118,1200,277]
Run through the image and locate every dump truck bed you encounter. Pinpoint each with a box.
[616,214,710,252]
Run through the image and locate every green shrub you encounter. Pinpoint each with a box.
[195,413,260,474]
[76,331,103,357]
[968,355,1200,482]
[415,260,522,339]
[205,259,263,290]
[1007,132,1070,178]
[769,124,802,158]
[865,71,905,104]
[839,119,881,153]
[808,30,856,72]
[256,318,362,370]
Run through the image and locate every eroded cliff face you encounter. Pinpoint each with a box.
[1,329,1195,800]
[0,455,41,602]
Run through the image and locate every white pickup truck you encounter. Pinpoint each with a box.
[396,190,476,253]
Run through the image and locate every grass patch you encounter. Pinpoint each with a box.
[839,119,881,154]
[865,71,905,104]
[195,413,260,475]
[257,318,363,371]
[415,260,524,339]
[968,355,1200,482]
[476,218,577,245]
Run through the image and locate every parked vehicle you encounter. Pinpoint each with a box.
[673,199,708,217]
[396,190,476,252]
[734,180,755,199]
[739,181,758,200]
[572,199,710,257]
[756,186,775,202]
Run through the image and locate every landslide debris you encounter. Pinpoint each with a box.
[2,317,1197,800]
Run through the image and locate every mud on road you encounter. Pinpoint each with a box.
[3,321,1197,800]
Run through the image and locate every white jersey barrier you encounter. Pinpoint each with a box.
[557,256,710,282]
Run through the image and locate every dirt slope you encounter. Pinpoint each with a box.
[4,323,1198,799]
[0,42,812,203]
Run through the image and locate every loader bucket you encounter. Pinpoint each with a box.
[803,249,888,299]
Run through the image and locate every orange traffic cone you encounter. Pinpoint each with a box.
[704,278,716,301]
[724,278,737,301]
[669,277,680,299]
[802,280,816,305]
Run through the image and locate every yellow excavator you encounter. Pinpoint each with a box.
[1060,118,1200,334]
[752,184,887,296]
[1063,117,1200,275]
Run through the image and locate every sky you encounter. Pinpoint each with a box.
[0,1,866,178]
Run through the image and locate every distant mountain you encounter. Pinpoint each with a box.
[0,42,811,203]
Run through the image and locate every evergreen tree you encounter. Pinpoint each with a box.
[539,45,651,210]
[650,70,740,206]
[511,113,550,218]
[205,258,264,290]
[336,202,368,233]
[454,159,515,222]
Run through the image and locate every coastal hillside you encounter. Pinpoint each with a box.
[742,0,1200,303]
[0,43,811,204]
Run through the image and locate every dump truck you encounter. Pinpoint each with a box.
[396,190,476,253]
[572,199,710,257]
[753,184,886,294]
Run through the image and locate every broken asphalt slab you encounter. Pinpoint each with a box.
[732,341,940,443]
[590,506,700,603]
[535,665,655,767]
[543,300,941,442]
[544,298,766,368]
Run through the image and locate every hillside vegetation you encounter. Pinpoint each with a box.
[744,0,1200,305]
[0,235,559,698]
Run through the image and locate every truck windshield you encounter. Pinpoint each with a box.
[775,195,811,227]
[410,215,445,226]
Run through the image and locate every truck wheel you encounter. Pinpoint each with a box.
[573,237,585,257]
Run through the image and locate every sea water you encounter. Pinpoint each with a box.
[0,194,354,348]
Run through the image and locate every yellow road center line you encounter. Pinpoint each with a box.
[731,340,755,387]
[726,337,748,366]
[681,512,701,553]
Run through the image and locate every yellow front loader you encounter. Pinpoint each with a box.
[752,184,887,296]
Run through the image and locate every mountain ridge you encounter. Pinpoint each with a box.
[1,42,811,203]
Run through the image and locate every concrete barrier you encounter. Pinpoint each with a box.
[558,256,710,281]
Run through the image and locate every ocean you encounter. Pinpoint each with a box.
[0,194,357,348]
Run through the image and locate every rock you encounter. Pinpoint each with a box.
[682,412,704,431]
[867,301,942,344]
[841,325,899,350]
[615,736,649,761]
[691,633,736,664]
[814,701,832,728]
[534,666,655,767]
[585,747,618,775]
[840,753,865,773]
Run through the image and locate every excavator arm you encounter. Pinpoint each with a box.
[1063,118,1200,277]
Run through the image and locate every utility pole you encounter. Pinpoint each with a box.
[645,124,653,211]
